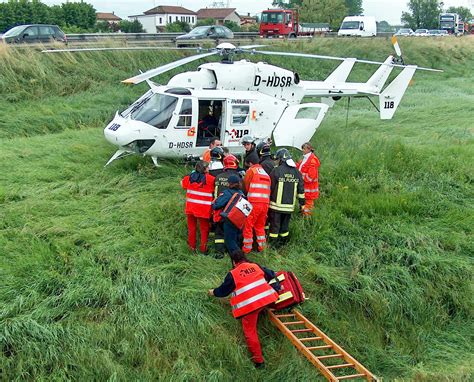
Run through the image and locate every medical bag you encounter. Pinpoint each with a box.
[220,193,253,229]
[269,271,305,310]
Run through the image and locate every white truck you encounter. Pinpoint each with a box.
[338,16,377,37]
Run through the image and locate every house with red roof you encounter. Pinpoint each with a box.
[196,8,241,25]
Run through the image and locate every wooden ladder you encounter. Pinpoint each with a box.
[268,309,377,381]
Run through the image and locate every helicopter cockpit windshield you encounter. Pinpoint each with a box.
[120,91,178,129]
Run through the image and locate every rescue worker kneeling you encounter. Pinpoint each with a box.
[208,249,280,368]
[212,175,245,253]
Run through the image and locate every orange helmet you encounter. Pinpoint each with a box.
[223,154,239,169]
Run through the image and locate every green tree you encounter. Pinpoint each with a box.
[95,20,111,32]
[48,5,64,26]
[401,0,443,29]
[300,0,347,29]
[119,19,145,33]
[345,0,363,15]
[223,20,241,32]
[445,6,472,21]
[195,17,216,27]
[272,0,303,8]
[165,21,190,33]
[376,20,394,32]
[61,2,96,30]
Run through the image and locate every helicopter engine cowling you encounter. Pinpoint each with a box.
[168,68,217,89]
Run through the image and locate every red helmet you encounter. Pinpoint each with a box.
[223,154,239,169]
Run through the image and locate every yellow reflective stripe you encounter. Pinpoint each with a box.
[276,180,284,206]
[268,274,285,285]
[214,239,225,244]
[269,233,279,238]
[280,232,289,237]
[298,193,305,198]
[269,202,294,212]
[294,182,298,203]
[275,291,293,304]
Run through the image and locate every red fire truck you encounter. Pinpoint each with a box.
[260,9,300,38]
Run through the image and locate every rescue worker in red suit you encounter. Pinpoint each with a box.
[242,157,271,253]
[181,161,215,254]
[208,249,280,368]
[296,142,320,217]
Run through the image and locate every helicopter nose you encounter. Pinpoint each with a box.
[104,118,138,147]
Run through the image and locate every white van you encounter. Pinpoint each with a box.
[338,16,377,37]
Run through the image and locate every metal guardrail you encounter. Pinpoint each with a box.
[66,32,259,42]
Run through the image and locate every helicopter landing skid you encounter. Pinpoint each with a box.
[104,149,133,167]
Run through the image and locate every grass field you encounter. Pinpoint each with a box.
[1,37,473,381]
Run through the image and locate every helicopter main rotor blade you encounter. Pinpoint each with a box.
[122,51,219,84]
[245,49,442,72]
[42,46,198,53]
[238,44,267,49]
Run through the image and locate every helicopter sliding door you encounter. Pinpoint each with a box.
[273,103,329,148]
[197,100,223,147]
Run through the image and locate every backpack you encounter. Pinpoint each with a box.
[269,271,305,310]
[220,192,253,229]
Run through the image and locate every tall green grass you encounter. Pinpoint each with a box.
[1,38,473,380]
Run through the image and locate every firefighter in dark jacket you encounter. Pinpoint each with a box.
[208,249,280,368]
[212,155,242,256]
[256,141,275,176]
[212,175,244,253]
[241,135,259,170]
[268,149,305,246]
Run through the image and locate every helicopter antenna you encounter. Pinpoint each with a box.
[345,97,351,129]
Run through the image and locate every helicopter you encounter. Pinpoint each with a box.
[43,39,441,167]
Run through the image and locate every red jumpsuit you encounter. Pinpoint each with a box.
[230,262,278,363]
[181,173,215,252]
[297,152,320,216]
[242,164,271,253]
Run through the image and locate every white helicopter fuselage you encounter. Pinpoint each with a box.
[103,50,421,166]
[104,59,328,163]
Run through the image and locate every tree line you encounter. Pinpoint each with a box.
[0,0,145,34]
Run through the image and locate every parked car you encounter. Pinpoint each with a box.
[414,28,430,36]
[1,24,67,44]
[438,30,449,37]
[428,29,442,36]
[175,25,234,41]
[394,28,414,36]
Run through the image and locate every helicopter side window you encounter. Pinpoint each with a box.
[231,105,249,126]
[131,93,178,129]
[176,99,193,128]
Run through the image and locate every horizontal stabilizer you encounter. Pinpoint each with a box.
[379,66,416,120]
[324,58,356,83]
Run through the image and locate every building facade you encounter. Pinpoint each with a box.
[196,8,241,25]
[129,5,196,33]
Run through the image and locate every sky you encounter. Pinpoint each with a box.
[4,0,473,25]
